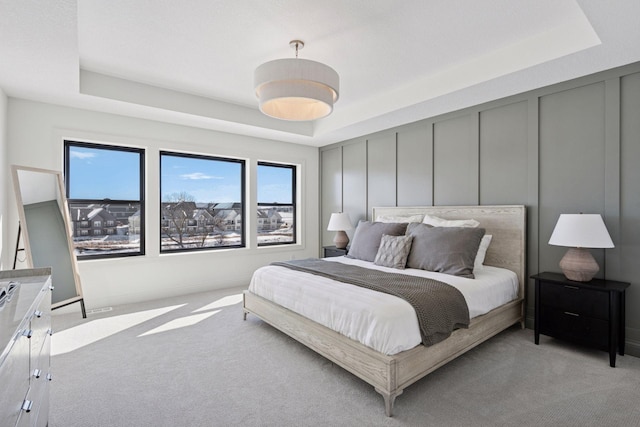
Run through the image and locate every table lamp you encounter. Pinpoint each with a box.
[548,213,614,282]
[327,212,353,249]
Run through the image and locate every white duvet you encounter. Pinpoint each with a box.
[248,256,518,355]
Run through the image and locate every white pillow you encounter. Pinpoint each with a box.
[375,214,424,223]
[422,214,480,228]
[473,234,492,273]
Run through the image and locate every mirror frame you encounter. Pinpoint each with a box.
[11,165,86,317]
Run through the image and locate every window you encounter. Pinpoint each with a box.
[257,162,296,246]
[64,141,145,259]
[160,151,245,252]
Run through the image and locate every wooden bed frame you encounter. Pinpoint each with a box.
[243,205,526,416]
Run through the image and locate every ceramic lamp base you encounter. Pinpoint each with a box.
[559,247,599,282]
[333,230,349,249]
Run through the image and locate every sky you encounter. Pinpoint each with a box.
[67,145,293,204]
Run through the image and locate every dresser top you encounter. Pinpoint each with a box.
[531,271,630,292]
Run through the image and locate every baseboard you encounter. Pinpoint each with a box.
[625,338,640,358]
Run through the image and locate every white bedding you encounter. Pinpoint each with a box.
[248,256,518,355]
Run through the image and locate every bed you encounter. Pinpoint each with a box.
[243,205,526,416]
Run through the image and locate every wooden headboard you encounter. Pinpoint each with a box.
[371,205,527,299]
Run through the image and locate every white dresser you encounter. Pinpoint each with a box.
[0,268,52,427]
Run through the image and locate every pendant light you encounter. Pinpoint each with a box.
[254,40,339,121]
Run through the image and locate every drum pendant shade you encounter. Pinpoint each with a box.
[255,41,339,121]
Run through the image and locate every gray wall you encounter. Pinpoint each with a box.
[320,62,640,357]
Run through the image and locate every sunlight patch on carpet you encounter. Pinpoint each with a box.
[138,310,220,336]
[192,293,243,312]
[52,304,186,355]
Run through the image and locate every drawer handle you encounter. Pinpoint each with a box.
[48,328,53,336]
[22,329,33,339]
[33,368,42,379]
[49,285,54,291]
[22,400,33,412]
[564,311,580,317]
[564,285,580,290]
[47,373,53,381]
[34,310,43,318]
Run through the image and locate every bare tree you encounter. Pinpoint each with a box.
[161,192,198,249]
[212,215,226,246]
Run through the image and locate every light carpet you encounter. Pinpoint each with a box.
[50,286,640,427]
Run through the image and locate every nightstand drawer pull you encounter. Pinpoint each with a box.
[564,311,580,317]
[563,285,580,290]
[22,400,33,412]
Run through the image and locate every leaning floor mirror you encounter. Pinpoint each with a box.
[11,165,86,317]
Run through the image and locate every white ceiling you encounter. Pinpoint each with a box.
[1,1,639,147]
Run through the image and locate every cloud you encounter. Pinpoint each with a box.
[180,172,223,180]
[70,150,96,160]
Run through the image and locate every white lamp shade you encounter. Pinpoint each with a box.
[548,214,614,248]
[327,212,352,231]
[255,58,339,121]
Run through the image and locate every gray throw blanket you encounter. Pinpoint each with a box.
[271,259,470,346]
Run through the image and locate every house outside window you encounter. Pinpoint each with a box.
[64,140,145,259]
[160,151,245,252]
[257,162,296,246]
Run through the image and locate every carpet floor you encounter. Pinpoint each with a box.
[50,286,640,427]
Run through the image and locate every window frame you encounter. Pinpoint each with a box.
[64,140,146,260]
[257,161,297,247]
[159,150,246,253]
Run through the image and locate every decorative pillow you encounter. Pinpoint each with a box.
[346,221,408,262]
[375,214,424,224]
[473,234,493,273]
[422,214,480,228]
[374,235,414,269]
[406,223,485,278]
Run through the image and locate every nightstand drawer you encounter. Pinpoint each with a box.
[539,305,609,349]
[323,246,348,258]
[539,281,608,319]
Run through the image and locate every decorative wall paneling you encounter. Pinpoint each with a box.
[342,140,367,227]
[620,72,640,347]
[433,114,479,206]
[396,121,432,206]
[367,132,396,214]
[320,62,640,356]
[320,147,342,248]
[538,82,607,276]
[479,101,529,205]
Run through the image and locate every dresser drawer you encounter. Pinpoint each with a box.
[539,281,609,319]
[0,332,31,427]
[32,334,51,384]
[29,306,51,362]
[539,305,609,349]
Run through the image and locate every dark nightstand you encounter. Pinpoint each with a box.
[532,272,629,367]
[323,246,348,258]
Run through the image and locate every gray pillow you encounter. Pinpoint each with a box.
[406,223,485,278]
[374,234,414,269]
[346,221,408,262]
